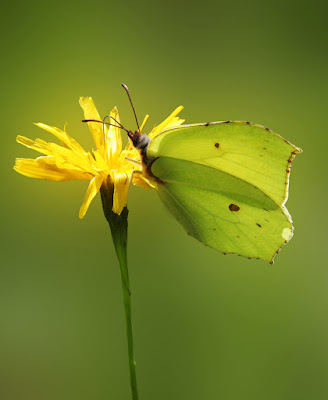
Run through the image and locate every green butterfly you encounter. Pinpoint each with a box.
[130,120,301,264]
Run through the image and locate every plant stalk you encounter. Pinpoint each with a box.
[100,181,139,400]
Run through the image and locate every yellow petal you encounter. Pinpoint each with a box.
[79,175,104,218]
[112,173,130,215]
[79,97,105,153]
[150,106,184,137]
[140,114,149,132]
[14,157,92,181]
[92,150,108,171]
[17,134,98,174]
[161,116,185,131]
[106,107,122,158]
[132,174,156,190]
[49,149,95,173]
[17,135,52,155]
[34,123,86,154]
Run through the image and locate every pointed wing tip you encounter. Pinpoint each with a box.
[268,235,294,265]
[268,256,275,265]
[290,143,302,154]
[288,140,303,155]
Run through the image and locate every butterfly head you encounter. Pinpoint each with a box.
[128,130,151,156]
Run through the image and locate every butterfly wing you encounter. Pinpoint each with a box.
[146,122,301,262]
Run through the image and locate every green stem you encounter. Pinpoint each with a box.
[100,182,139,400]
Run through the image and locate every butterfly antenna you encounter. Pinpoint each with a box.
[103,114,127,131]
[82,118,129,133]
[122,83,140,131]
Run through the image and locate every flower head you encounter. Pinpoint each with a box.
[14,98,184,218]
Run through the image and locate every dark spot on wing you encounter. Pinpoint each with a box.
[256,223,262,228]
[214,142,220,148]
[229,203,240,212]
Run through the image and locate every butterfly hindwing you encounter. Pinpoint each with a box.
[151,157,293,262]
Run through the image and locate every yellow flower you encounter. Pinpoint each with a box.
[14,97,184,218]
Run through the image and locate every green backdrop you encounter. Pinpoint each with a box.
[1,0,327,399]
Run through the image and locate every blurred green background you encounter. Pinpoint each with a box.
[1,0,327,399]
